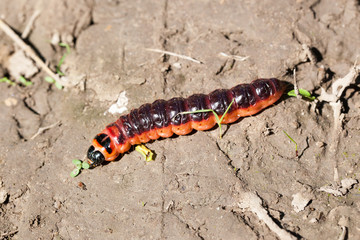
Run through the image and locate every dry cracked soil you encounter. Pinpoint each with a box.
[1,0,360,239]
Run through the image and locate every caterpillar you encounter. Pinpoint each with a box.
[87,78,286,168]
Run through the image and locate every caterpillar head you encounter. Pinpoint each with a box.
[87,133,118,168]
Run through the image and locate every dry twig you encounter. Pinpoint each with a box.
[0,18,65,86]
[318,64,360,130]
[237,192,297,240]
[31,121,61,140]
[317,64,360,183]
[145,48,203,64]
[292,68,301,99]
[338,226,347,240]
[218,52,249,61]
[318,65,360,103]
[21,10,41,39]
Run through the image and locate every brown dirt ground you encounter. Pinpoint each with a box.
[1,0,360,239]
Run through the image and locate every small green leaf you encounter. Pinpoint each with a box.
[19,76,33,86]
[0,77,16,86]
[44,76,55,83]
[59,42,71,53]
[287,89,316,101]
[70,159,89,177]
[287,90,297,97]
[72,159,82,165]
[70,168,80,177]
[72,159,82,169]
[44,76,63,90]
[54,81,63,89]
[298,89,312,97]
[82,162,90,169]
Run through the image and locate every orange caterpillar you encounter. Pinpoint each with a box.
[87,78,286,168]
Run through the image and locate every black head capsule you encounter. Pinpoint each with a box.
[87,145,105,168]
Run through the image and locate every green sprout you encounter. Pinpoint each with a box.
[283,130,298,157]
[56,42,71,76]
[287,89,316,101]
[1,76,33,87]
[176,99,235,139]
[19,76,33,86]
[70,159,90,177]
[44,76,63,89]
[0,77,15,86]
[44,42,70,89]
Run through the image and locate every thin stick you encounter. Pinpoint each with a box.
[145,48,203,64]
[31,121,61,140]
[318,65,360,102]
[238,192,297,240]
[293,68,301,99]
[21,10,41,39]
[219,52,249,61]
[338,226,347,240]
[317,64,360,183]
[0,19,64,85]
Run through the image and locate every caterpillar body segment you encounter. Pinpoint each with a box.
[87,78,286,168]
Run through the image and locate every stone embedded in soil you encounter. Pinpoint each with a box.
[340,178,358,190]
[0,189,9,204]
[291,192,312,213]
[309,218,318,224]
[4,97,18,107]
[319,178,358,196]
[107,91,128,115]
[7,50,38,80]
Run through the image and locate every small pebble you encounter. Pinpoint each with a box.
[4,97,18,107]
[172,62,182,69]
[291,121,300,129]
[51,32,60,45]
[62,33,74,46]
[54,200,61,210]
